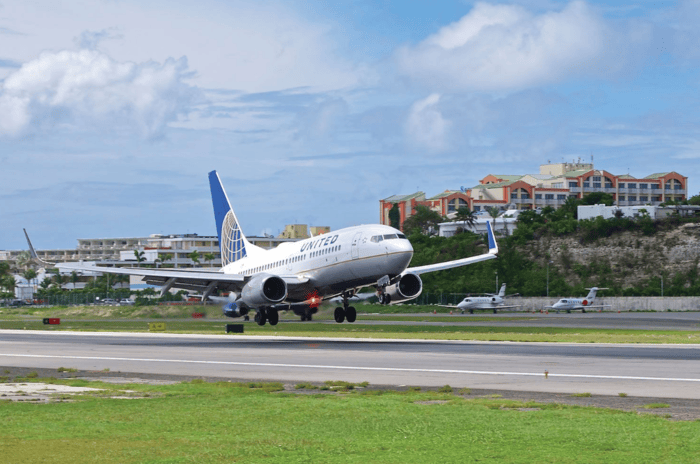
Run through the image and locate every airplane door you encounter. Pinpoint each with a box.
[351,232,362,259]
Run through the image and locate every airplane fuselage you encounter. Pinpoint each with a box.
[222,224,413,302]
[457,296,503,311]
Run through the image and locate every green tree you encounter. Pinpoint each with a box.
[15,250,31,271]
[134,250,146,267]
[402,206,445,236]
[388,203,401,230]
[188,250,201,267]
[23,268,38,287]
[204,253,216,268]
[40,277,52,290]
[70,271,80,289]
[580,192,614,206]
[53,273,67,289]
[1,274,16,296]
[454,207,477,229]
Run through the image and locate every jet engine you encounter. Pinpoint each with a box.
[222,301,248,318]
[240,274,287,307]
[384,273,422,304]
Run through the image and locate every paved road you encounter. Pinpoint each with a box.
[2,330,700,399]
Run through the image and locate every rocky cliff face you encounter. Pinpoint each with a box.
[521,223,700,288]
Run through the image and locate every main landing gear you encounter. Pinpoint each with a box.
[334,292,356,323]
[254,308,279,326]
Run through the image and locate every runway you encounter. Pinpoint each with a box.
[2,330,700,399]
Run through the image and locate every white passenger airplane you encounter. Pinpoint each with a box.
[38,171,498,325]
[452,283,520,314]
[549,287,610,313]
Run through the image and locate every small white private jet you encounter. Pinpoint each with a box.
[29,171,499,325]
[445,283,520,314]
[549,287,610,313]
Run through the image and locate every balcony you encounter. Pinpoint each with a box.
[569,187,582,193]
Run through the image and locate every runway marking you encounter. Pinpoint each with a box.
[2,353,700,383]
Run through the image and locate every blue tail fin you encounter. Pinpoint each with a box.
[209,171,248,266]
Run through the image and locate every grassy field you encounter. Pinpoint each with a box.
[2,378,699,463]
[2,303,700,344]
[2,318,700,344]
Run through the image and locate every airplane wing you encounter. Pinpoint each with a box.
[404,221,498,275]
[57,261,311,299]
[57,262,246,295]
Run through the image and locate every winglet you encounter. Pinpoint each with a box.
[23,229,54,267]
[486,221,498,255]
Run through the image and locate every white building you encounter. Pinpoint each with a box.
[438,217,518,238]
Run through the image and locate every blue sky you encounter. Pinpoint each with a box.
[1,0,699,250]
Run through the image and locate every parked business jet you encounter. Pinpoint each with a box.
[549,287,609,313]
[458,283,520,314]
[442,283,520,314]
[39,171,498,325]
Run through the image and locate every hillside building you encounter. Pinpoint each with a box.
[380,161,688,230]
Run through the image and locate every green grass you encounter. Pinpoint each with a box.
[2,318,700,344]
[643,403,671,409]
[1,379,699,463]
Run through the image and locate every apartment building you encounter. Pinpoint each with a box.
[380,161,688,230]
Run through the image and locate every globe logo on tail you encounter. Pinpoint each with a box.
[221,210,247,266]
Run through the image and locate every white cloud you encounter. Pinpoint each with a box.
[0,49,197,137]
[405,93,451,152]
[396,1,626,91]
[0,0,364,93]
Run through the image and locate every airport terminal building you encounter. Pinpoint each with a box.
[380,161,688,230]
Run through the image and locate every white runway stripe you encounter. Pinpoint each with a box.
[1,353,699,382]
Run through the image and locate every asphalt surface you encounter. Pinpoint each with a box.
[2,330,700,401]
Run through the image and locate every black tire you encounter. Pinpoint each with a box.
[268,309,279,326]
[378,294,385,305]
[469,309,474,314]
[582,309,586,313]
[346,306,356,323]
[334,307,345,323]
[493,309,498,314]
[385,294,391,305]
[244,315,250,321]
[566,309,571,314]
[256,310,267,326]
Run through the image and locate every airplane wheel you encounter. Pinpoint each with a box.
[334,307,345,323]
[378,294,385,305]
[268,309,279,326]
[556,310,560,314]
[461,310,464,315]
[582,309,586,313]
[244,315,250,321]
[346,306,356,323]
[469,309,474,314]
[566,310,571,314]
[384,294,391,305]
[493,309,498,314]
[256,310,267,326]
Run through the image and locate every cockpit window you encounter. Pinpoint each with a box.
[397,233,407,239]
[370,235,383,243]
[383,234,398,240]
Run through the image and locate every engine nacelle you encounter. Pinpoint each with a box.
[240,274,287,307]
[222,301,249,318]
[385,273,422,304]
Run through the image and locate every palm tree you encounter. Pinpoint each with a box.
[159,253,173,268]
[23,269,38,288]
[204,252,216,268]
[70,271,80,290]
[134,250,146,267]
[188,250,201,267]
[40,277,52,290]
[454,207,477,230]
[16,251,31,271]
[487,207,500,234]
[53,273,67,289]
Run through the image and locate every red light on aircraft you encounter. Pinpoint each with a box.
[582,300,588,306]
[304,290,322,309]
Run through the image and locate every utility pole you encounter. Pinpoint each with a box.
[546,260,553,297]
